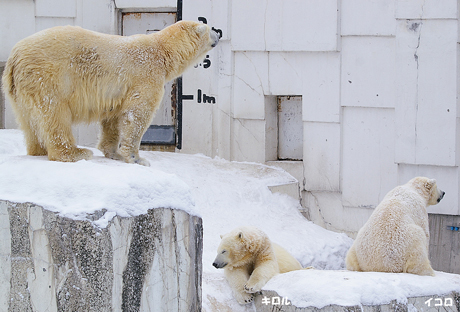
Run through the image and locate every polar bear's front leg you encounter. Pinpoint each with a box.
[117,101,156,166]
[244,261,278,293]
[224,267,254,304]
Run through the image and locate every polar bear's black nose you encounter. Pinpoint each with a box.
[438,191,445,202]
[212,262,218,268]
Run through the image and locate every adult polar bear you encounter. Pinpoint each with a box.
[346,177,445,276]
[2,21,219,166]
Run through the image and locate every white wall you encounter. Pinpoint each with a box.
[180,0,460,236]
[1,0,459,235]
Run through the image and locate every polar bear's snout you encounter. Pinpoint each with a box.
[438,190,445,203]
[212,259,227,269]
[210,30,219,47]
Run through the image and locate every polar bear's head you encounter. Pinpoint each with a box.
[410,177,445,206]
[212,226,269,269]
[158,20,219,81]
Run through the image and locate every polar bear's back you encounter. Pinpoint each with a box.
[5,26,165,123]
[352,185,428,272]
[272,242,302,273]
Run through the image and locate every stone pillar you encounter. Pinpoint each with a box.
[0,200,202,312]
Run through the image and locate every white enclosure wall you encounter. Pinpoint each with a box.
[1,0,459,236]
[180,0,460,236]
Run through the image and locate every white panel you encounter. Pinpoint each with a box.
[231,119,266,162]
[342,107,397,208]
[268,52,304,96]
[231,0,266,51]
[264,0,338,51]
[268,52,340,123]
[233,52,268,120]
[181,103,213,156]
[231,0,338,51]
[395,20,457,166]
[304,122,340,192]
[115,0,176,9]
[301,52,341,123]
[395,20,418,164]
[341,36,396,108]
[278,96,303,160]
[342,0,396,36]
[398,164,459,215]
[35,17,75,31]
[35,0,76,17]
[80,0,116,33]
[396,0,457,19]
[0,0,35,61]
[183,0,228,41]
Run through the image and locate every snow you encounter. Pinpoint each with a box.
[1,129,459,311]
[264,270,460,308]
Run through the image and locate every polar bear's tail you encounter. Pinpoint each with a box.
[2,54,16,101]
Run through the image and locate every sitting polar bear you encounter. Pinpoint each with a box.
[213,226,302,304]
[2,21,219,166]
[346,177,445,276]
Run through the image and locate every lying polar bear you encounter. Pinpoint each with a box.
[213,226,302,304]
[346,177,445,276]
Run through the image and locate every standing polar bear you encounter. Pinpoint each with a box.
[2,21,219,166]
[346,177,445,276]
[213,226,302,304]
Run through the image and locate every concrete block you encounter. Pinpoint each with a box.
[342,107,397,208]
[395,19,457,166]
[0,200,202,312]
[231,119,265,162]
[268,182,300,201]
[36,0,77,17]
[255,288,459,311]
[303,122,340,192]
[341,0,396,36]
[266,161,304,191]
[398,164,459,215]
[0,0,35,62]
[233,52,268,120]
[183,0,228,41]
[341,36,396,108]
[231,0,338,51]
[301,52,340,123]
[396,0,457,19]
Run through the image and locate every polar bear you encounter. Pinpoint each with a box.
[2,21,219,166]
[346,177,445,276]
[213,226,302,304]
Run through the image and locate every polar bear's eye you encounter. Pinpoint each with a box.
[221,250,226,254]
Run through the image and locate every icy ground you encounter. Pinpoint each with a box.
[1,129,459,311]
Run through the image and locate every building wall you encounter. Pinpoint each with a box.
[1,0,459,237]
[181,0,460,237]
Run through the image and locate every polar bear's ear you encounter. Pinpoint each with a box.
[196,24,208,35]
[220,234,223,239]
[425,179,436,190]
